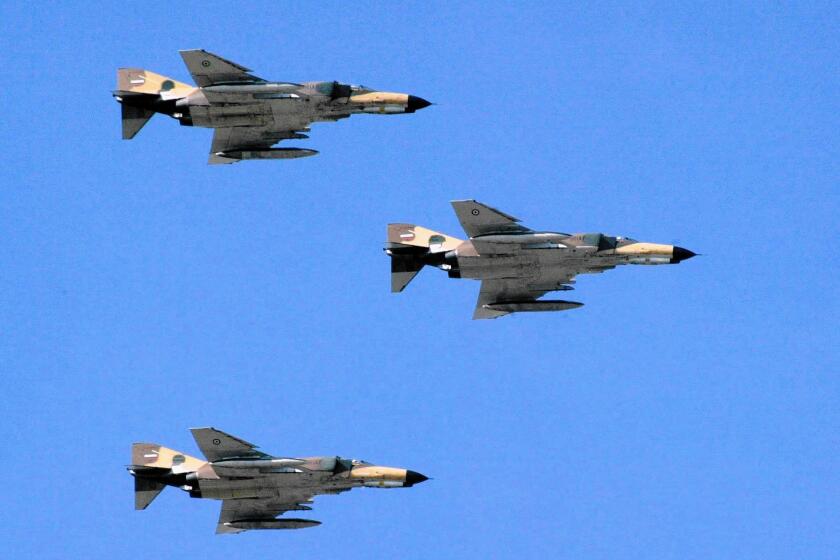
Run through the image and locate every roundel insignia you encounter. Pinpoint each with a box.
[212,438,221,445]
[160,80,174,91]
[202,60,211,67]
[471,209,480,215]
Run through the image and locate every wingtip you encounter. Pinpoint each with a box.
[472,305,508,320]
[208,152,239,165]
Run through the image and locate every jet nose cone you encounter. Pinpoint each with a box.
[406,95,432,112]
[671,246,697,263]
[405,470,429,486]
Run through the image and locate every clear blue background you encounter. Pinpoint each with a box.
[1,2,838,558]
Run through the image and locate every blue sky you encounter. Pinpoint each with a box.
[1,2,838,558]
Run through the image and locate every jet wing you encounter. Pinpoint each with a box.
[451,200,533,238]
[473,262,592,319]
[190,427,267,462]
[472,256,627,318]
[180,49,264,87]
[474,279,548,319]
[209,124,314,164]
[216,493,318,534]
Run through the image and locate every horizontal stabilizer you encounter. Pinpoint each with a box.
[121,104,154,139]
[391,255,425,293]
[135,477,166,510]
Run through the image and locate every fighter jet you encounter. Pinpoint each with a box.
[113,49,432,164]
[385,200,696,319]
[129,427,428,534]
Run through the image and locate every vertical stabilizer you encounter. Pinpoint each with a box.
[114,68,195,139]
[131,443,206,471]
[385,224,462,292]
[386,223,463,253]
[116,68,194,97]
[130,443,206,510]
[385,224,463,293]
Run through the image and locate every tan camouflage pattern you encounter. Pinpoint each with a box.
[386,200,695,318]
[116,69,195,100]
[131,443,207,474]
[114,50,431,163]
[129,428,427,533]
[387,223,464,252]
[348,92,410,104]
[349,466,409,482]
[614,242,675,256]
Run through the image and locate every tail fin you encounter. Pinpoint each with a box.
[115,69,194,139]
[387,224,463,252]
[130,443,205,509]
[386,224,463,292]
[116,68,194,97]
[131,443,205,471]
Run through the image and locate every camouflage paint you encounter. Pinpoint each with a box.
[113,49,432,164]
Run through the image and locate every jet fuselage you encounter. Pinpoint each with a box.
[436,232,694,285]
[115,80,430,130]
[131,454,426,501]
[113,50,431,163]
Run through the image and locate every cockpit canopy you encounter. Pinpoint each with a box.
[574,234,638,250]
[314,81,374,99]
[318,456,371,473]
[578,233,617,251]
[615,236,638,245]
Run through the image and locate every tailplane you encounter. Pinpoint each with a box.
[114,69,194,139]
[135,477,166,510]
[121,104,155,139]
[385,224,463,292]
[390,253,425,293]
[130,443,206,510]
